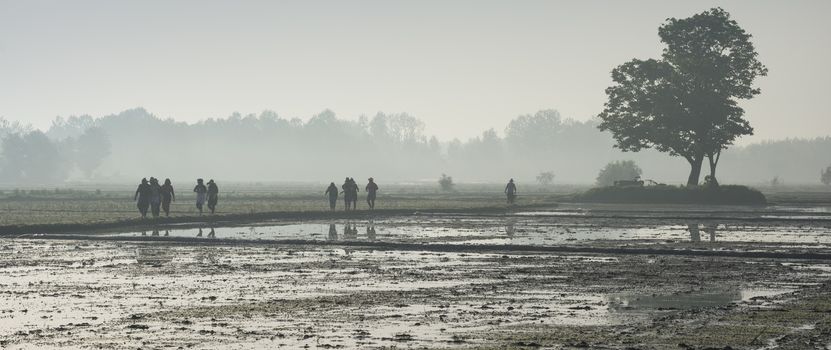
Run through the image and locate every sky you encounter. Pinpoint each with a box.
[1,0,829,143]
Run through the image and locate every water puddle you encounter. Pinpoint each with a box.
[75,217,831,248]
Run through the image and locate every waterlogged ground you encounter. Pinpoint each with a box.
[1,204,831,349]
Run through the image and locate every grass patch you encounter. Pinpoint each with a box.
[572,184,767,205]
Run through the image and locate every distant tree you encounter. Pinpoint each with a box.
[438,173,455,192]
[536,171,555,187]
[821,166,831,186]
[74,127,112,178]
[0,131,69,184]
[770,176,782,187]
[596,160,642,187]
[598,8,767,186]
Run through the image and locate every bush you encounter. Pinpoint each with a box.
[438,173,455,192]
[573,184,766,205]
[596,160,642,187]
[536,171,555,186]
[822,165,831,186]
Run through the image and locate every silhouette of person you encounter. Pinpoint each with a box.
[207,179,219,214]
[149,177,163,218]
[325,182,339,211]
[208,227,216,239]
[193,179,207,215]
[328,223,338,240]
[161,178,175,216]
[349,178,360,209]
[365,177,379,210]
[134,178,151,218]
[341,177,351,210]
[505,179,517,204]
[197,227,203,237]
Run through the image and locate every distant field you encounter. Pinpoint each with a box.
[0,182,828,227]
[0,182,577,226]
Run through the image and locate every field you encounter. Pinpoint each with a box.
[1,183,830,349]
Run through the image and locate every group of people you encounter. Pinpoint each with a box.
[134,178,218,217]
[133,177,176,218]
[325,177,379,211]
[135,176,516,218]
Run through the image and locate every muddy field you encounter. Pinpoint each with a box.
[1,204,830,349]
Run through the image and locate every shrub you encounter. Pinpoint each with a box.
[536,171,555,186]
[596,160,642,187]
[573,184,766,205]
[438,173,455,192]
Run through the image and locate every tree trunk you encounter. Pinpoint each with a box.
[686,154,704,186]
[706,151,721,187]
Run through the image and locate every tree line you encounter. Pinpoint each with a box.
[0,107,828,185]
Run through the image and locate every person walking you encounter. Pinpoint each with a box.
[207,179,219,214]
[161,178,175,216]
[134,178,151,218]
[149,177,163,218]
[349,178,359,209]
[504,178,517,204]
[193,178,207,215]
[341,177,352,210]
[365,177,379,209]
[325,182,339,211]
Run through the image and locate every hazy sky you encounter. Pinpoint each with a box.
[1,0,829,143]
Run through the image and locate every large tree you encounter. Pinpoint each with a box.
[598,8,767,186]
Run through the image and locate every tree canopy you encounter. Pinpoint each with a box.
[598,8,767,186]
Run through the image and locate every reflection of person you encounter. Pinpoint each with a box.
[705,223,718,242]
[328,224,338,240]
[325,182,339,211]
[504,179,517,204]
[366,221,376,240]
[208,227,216,238]
[365,178,379,210]
[688,224,700,242]
[161,178,175,216]
[505,220,516,237]
[193,179,207,215]
[207,179,219,214]
[134,178,151,218]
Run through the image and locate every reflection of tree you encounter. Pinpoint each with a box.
[608,289,741,312]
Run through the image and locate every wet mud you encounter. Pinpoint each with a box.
[1,204,830,349]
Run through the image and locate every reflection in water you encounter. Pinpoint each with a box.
[367,220,376,240]
[328,224,338,241]
[343,222,358,240]
[705,224,717,242]
[609,289,742,312]
[164,229,170,237]
[152,228,159,236]
[688,224,718,242]
[208,227,216,239]
[197,228,203,237]
[505,219,516,237]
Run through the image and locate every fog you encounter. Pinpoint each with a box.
[1,2,830,186]
[1,1,830,142]
[0,108,828,186]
